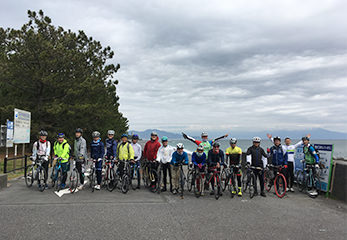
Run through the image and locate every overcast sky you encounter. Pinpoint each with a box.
[2,0,347,134]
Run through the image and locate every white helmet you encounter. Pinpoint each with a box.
[252,136,261,143]
[107,130,115,135]
[92,131,101,138]
[201,132,208,137]
[176,143,184,149]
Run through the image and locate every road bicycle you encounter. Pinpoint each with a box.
[205,166,222,200]
[243,165,262,199]
[25,155,47,192]
[264,164,287,198]
[51,157,66,192]
[104,158,117,192]
[296,161,322,198]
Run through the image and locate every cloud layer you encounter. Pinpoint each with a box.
[2,0,347,133]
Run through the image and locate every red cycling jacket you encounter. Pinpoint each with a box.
[144,137,161,161]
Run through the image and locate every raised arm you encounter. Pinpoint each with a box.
[213,134,229,142]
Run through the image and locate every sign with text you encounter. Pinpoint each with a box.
[314,144,334,192]
[6,121,14,147]
[13,108,31,144]
[294,143,334,193]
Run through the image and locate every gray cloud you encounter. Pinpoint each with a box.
[1,0,347,133]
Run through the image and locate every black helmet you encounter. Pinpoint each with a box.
[302,136,310,141]
[213,142,220,147]
[75,128,83,133]
[132,134,139,140]
[39,130,48,136]
[273,136,281,141]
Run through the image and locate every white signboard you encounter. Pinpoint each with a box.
[6,121,14,147]
[314,144,334,192]
[13,108,31,144]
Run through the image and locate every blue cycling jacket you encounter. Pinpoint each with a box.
[171,151,189,165]
[192,152,206,166]
[105,138,117,158]
[90,139,105,160]
[270,145,288,166]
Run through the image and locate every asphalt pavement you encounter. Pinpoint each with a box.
[0,178,346,240]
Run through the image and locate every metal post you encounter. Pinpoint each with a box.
[24,155,27,177]
[21,143,25,168]
[4,157,7,173]
[14,144,17,173]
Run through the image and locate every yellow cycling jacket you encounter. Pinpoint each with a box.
[117,142,135,161]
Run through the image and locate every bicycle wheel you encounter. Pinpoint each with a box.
[179,168,185,198]
[186,170,193,192]
[132,167,140,191]
[242,173,248,193]
[194,172,202,198]
[121,174,129,194]
[249,173,255,199]
[264,169,273,192]
[55,168,63,192]
[274,174,287,198]
[106,168,116,192]
[296,170,306,192]
[90,169,95,192]
[38,168,45,192]
[69,168,79,193]
[143,166,150,188]
[214,174,221,200]
[228,175,236,198]
[220,168,228,192]
[25,164,34,187]
[156,168,162,194]
[310,175,321,199]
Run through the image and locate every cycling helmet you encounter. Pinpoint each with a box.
[151,131,158,136]
[75,128,83,133]
[273,136,281,141]
[107,130,115,135]
[201,132,208,137]
[121,134,128,138]
[176,143,184,149]
[161,136,168,142]
[132,134,139,140]
[57,133,65,138]
[252,136,261,143]
[230,138,237,144]
[92,131,100,138]
[197,145,204,151]
[213,142,220,147]
[39,130,48,136]
[302,136,310,141]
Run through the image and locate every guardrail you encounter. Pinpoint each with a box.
[3,155,28,174]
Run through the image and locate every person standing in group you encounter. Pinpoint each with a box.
[191,144,207,195]
[90,131,105,190]
[53,133,71,189]
[302,136,320,196]
[157,136,175,192]
[32,130,51,189]
[143,132,161,191]
[246,137,268,197]
[105,130,117,163]
[182,132,228,157]
[225,138,243,196]
[131,134,142,189]
[170,143,189,195]
[74,128,87,190]
[267,133,310,192]
[117,134,135,178]
[207,142,225,196]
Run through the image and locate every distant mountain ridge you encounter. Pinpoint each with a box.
[130,128,347,140]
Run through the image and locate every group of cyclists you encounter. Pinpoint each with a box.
[30,128,320,198]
